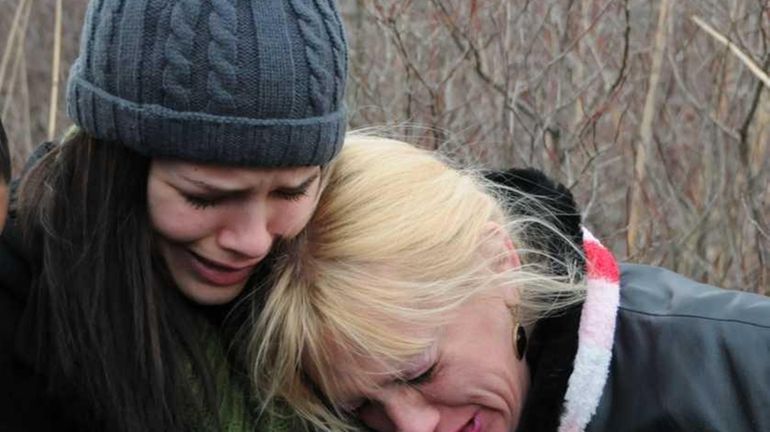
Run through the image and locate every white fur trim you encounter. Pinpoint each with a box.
[558,345,613,432]
[557,227,620,432]
[581,226,599,243]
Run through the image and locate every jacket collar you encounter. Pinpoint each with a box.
[516,305,581,432]
[483,169,594,432]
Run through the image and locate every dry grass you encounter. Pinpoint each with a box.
[1,0,768,291]
[0,0,87,168]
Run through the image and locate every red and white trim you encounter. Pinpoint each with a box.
[558,227,621,432]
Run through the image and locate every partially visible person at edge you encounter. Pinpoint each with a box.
[0,0,348,431]
[250,136,770,432]
[0,118,10,231]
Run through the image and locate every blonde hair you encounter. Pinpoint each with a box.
[249,135,585,431]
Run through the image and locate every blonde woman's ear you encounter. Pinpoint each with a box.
[481,221,522,307]
[482,221,521,273]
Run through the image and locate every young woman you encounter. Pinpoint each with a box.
[0,1,347,431]
[250,136,770,432]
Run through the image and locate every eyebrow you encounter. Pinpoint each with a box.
[277,172,320,194]
[179,172,319,194]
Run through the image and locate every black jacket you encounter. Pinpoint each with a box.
[490,169,770,432]
[591,263,770,431]
[0,217,81,430]
[517,263,770,432]
[1,140,87,430]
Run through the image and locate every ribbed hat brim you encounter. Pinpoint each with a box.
[67,68,346,167]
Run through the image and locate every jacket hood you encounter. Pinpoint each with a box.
[484,168,585,277]
[484,168,584,432]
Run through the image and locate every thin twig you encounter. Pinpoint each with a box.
[692,15,770,88]
[0,0,28,93]
[48,0,63,141]
[20,47,32,155]
[2,0,33,118]
[627,0,670,255]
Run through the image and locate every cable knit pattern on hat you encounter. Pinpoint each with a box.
[92,0,122,91]
[315,0,346,105]
[207,0,238,113]
[67,0,348,166]
[163,0,202,111]
[288,0,333,113]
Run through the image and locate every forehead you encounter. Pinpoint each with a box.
[151,159,319,183]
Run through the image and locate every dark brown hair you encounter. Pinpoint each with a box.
[17,130,229,431]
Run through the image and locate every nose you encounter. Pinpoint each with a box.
[217,202,273,259]
[382,389,440,432]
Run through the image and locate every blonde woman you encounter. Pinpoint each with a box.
[250,136,770,432]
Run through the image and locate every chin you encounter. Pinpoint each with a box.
[179,281,245,306]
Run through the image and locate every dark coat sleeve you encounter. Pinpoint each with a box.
[589,264,770,432]
[0,217,80,431]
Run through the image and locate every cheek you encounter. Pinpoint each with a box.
[427,356,525,428]
[431,303,526,422]
[269,198,319,237]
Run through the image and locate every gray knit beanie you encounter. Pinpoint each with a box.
[66,0,348,166]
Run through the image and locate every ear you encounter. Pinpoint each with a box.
[482,222,522,306]
[482,221,521,273]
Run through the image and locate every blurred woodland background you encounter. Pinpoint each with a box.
[1,0,768,292]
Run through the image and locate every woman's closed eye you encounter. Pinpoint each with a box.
[183,193,224,210]
[272,188,309,202]
[341,365,437,413]
[271,174,318,202]
[183,187,308,208]
[403,363,438,386]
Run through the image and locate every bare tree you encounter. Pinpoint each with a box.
[1,0,768,290]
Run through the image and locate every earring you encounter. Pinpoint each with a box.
[513,322,527,360]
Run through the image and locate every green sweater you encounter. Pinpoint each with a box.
[182,319,304,432]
